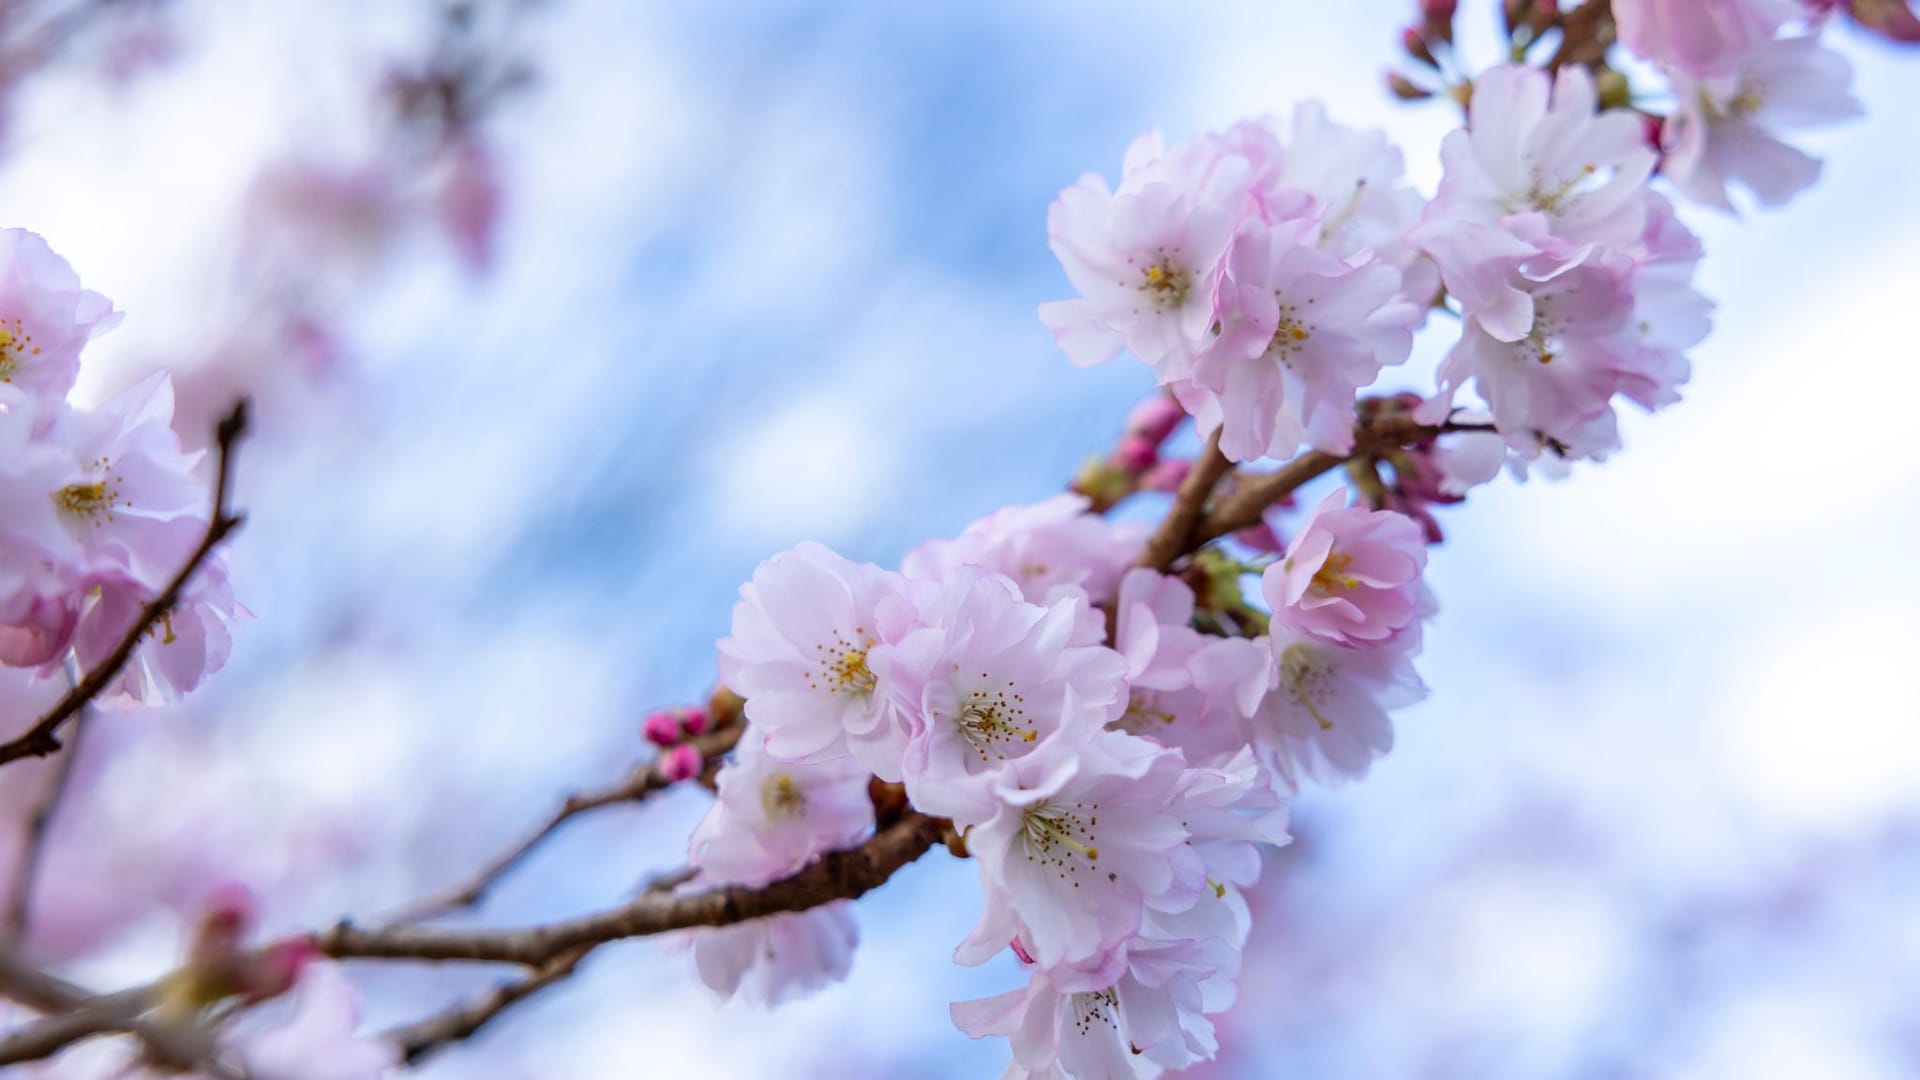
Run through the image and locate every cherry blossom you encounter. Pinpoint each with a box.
[689,729,875,887]
[683,903,861,1008]
[717,542,917,776]
[1662,34,1863,212]
[1251,628,1427,785]
[0,228,120,401]
[1110,568,1269,765]
[1263,489,1427,646]
[1613,0,1803,76]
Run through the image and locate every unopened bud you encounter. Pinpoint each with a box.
[642,709,681,747]
[1071,457,1135,512]
[1402,25,1438,67]
[244,938,322,1002]
[677,705,710,736]
[1123,394,1184,445]
[1387,72,1434,101]
[660,743,703,783]
[1109,434,1159,473]
[1140,458,1191,493]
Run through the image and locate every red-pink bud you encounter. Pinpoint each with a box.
[660,743,703,783]
[1140,458,1191,493]
[243,938,322,1002]
[1109,434,1159,473]
[642,710,681,747]
[1124,394,1185,445]
[676,706,710,736]
[1402,25,1438,67]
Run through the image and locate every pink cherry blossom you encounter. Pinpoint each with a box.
[1250,628,1427,785]
[873,570,1127,824]
[902,494,1144,618]
[1111,567,1269,765]
[716,542,917,777]
[683,903,861,1007]
[1037,162,1240,375]
[1662,35,1863,212]
[688,729,874,888]
[1264,489,1427,646]
[1428,65,1657,251]
[68,558,244,706]
[1614,0,1803,77]
[1181,219,1417,462]
[957,730,1202,971]
[0,228,120,402]
[236,962,398,1080]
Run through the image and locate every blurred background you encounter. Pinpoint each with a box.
[2,0,1918,1076]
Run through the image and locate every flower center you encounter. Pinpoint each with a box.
[1070,988,1121,1037]
[1310,550,1360,595]
[1135,256,1191,312]
[956,685,1037,762]
[759,773,807,821]
[0,319,43,383]
[1117,689,1176,734]
[1022,801,1100,879]
[809,630,876,697]
[1279,642,1339,731]
[1518,162,1598,215]
[53,459,126,529]
[1265,295,1313,363]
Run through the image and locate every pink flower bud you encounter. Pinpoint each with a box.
[676,706,710,736]
[244,938,322,1002]
[1109,434,1159,473]
[642,709,681,747]
[1402,25,1439,66]
[1124,394,1185,445]
[1140,458,1190,493]
[660,743,703,783]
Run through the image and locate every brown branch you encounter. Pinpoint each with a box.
[0,400,251,769]
[1,682,88,948]
[321,811,948,968]
[385,948,588,1064]
[1189,415,1494,549]
[382,695,744,924]
[0,949,245,1077]
[1134,430,1231,572]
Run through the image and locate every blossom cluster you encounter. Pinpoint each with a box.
[0,228,241,713]
[678,482,1433,1074]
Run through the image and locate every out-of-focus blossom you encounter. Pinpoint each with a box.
[684,903,861,1007]
[1613,0,1802,76]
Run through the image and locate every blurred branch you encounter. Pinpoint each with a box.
[384,947,588,1065]
[0,666,89,947]
[0,948,246,1077]
[382,691,745,924]
[0,400,250,769]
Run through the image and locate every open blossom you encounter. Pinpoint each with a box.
[958,730,1202,972]
[70,559,244,706]
[688,729,874,887]
[873,571,1127,824]
[1251,628,1426,785]
[1180,218,1417,462]
[1037,159,1240,374]
[1264,489,1426,646]
[717,542,917,777]
[684,903,861,1007]
[1662,34,1863,212]
[1614,0,1802,76]
[903,494,1144,618]
[1427,65,1656,253]
[953,929,1243,1077]
[0,228,121,401]
[46,374,209,588]
[1111,567,1269,765]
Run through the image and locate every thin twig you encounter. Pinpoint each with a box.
[385,948,588,1064]
[0,400,251,769]
[1134,430,1231,572]
[1,667,89,947]
[381,699,744,925]
[321,812,949,968]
